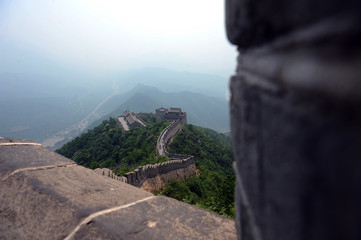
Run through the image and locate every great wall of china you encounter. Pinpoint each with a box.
[94,108,196,192]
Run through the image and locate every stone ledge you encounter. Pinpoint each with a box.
[0,138,74,179]
[0,139,236,239]
[0,137,38,144]
[73,196,236,240]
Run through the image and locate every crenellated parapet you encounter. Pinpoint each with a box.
[124,156,195,187]
[100,109,194,191]
[93,168,127,183]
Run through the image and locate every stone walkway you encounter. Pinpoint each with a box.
[118,116,130,131]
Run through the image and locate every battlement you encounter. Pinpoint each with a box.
[124,156,195,188]
[93,168,128,183]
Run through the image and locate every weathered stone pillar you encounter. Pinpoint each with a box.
[226,0,361,240]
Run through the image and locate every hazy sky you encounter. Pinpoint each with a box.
[0,0,237,78]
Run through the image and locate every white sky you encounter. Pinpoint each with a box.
[0,0,237,77]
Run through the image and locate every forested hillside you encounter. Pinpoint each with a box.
[56,116,170,175]
[161,124,235,217]
[56,116,234,217]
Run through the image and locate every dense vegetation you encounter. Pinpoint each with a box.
[158,124,235,217]
[56,116,169,175]
[56,116,235,217]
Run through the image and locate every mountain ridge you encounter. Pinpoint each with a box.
[88,85,230,133]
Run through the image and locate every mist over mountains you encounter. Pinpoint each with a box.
[0,68,230,148]
[88,84,230,132]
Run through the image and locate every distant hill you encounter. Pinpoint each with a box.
[104,67,229,99]
[0,68,229,143]
[0,72,114,141]
[88,84,230,133]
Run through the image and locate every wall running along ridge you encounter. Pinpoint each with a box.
[93,168,127,183]
[96,114,196,191]
[124,115,195,189]
[156,117,187,157]
[124,157,195,188]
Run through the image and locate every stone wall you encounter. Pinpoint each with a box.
[124,157,195,188]
[93,168,127,183]
[226,1,361,240]
[157,117,186,157]
[140,162,196,192]
[98,114,194,192]
[124,114,194,190]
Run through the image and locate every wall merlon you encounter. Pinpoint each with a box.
[125,156,196,187]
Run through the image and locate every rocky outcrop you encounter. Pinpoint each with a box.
[0,138,236,239]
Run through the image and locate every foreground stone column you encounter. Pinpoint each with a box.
[226,0,361,239]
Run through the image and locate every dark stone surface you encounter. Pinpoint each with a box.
[74,196,236,240]
[226,0,361,48]
[226,1,361,239]
[231,72,361,240]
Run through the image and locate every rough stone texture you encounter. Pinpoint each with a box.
[0,149,151,239]
[141,164,196,192]
[227,1,361,240]
[73,196,236,240]
[0,139,236,239]
[0,139,74,180]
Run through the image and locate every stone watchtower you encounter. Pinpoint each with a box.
[155,107,168,119]
[155,107,187,125]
